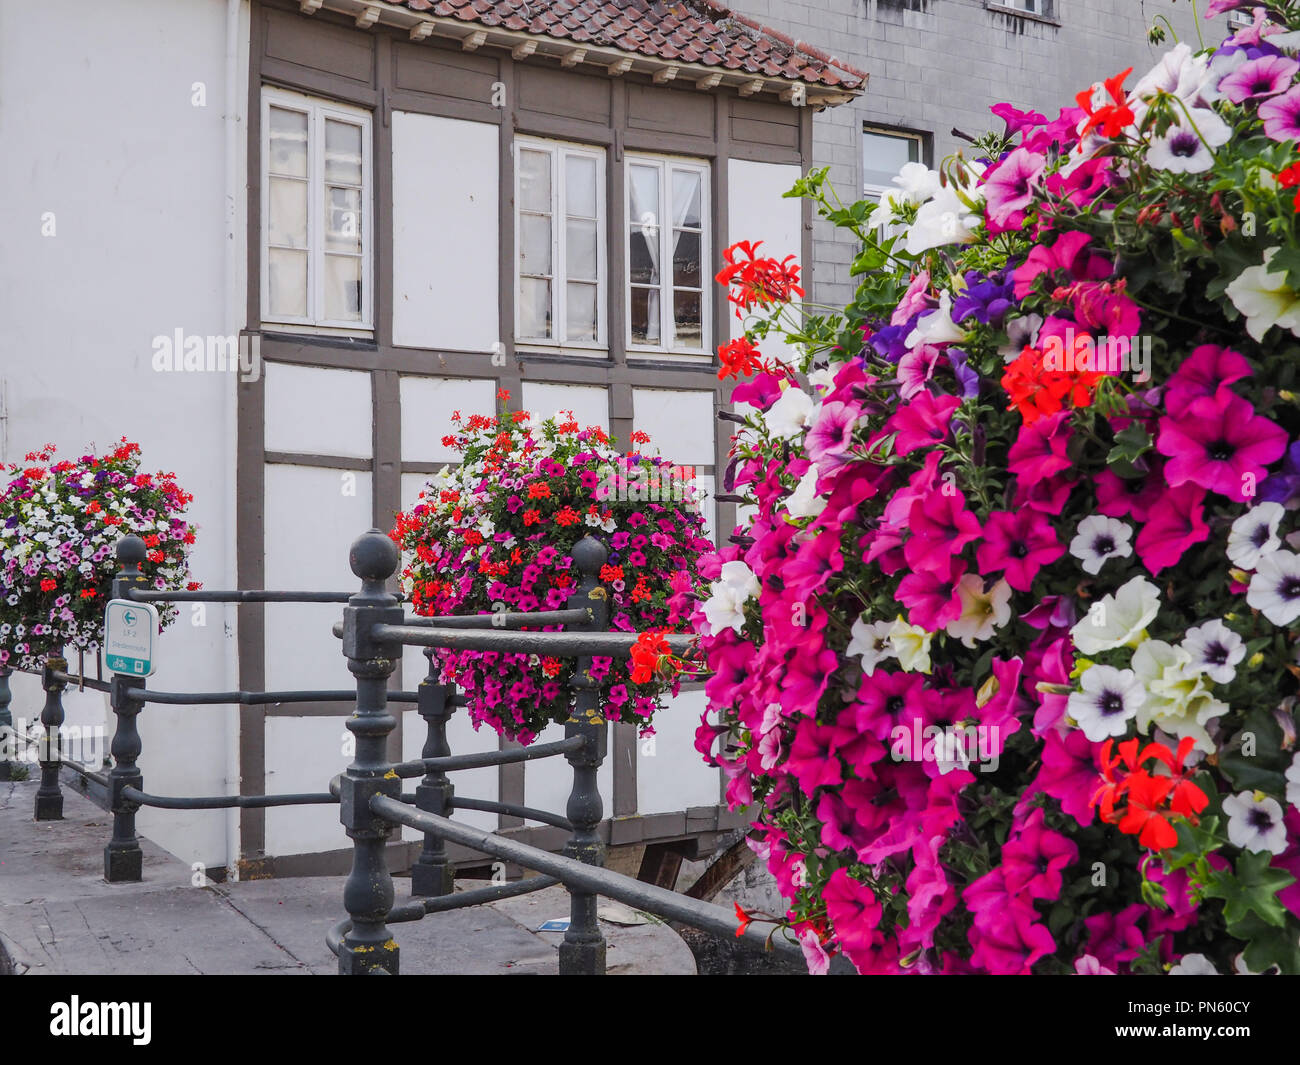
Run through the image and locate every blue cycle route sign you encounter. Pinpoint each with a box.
[103,599,160,677]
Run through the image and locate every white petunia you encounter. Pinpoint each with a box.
[1223,791,1289,855]
[1069,515,1134,575]
[783,467,826,520]
[905,173,984,256]
[845,616,897,676]
[1169,953,1219,976]
[1247,549,1300,626]
[891,161,943,207]
[905,291,968,348]
[888,618,932,674]
[701,561,760,636]
[1225,247,1300,343]
[1131,639,1224,752]
[1067,665,1145,742]
[945,574,1012,648]
[1145,108,1231,175]
[1227,502,1285,570]
[1286,752,1300,809]
[1180,620,1246,685]
[1070,575,1161,656]
[763,386,814,440]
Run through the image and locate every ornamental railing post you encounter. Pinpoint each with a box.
[0,665,13,781]
[104,535,150,881]
[337,529,404,975]
[559,535,610,976]
[411,648,455,898]
[33,649,68,821]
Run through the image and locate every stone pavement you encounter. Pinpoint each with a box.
[0,775,695,975]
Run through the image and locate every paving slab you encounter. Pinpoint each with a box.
[0,776,695,975]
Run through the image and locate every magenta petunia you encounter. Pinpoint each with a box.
[976,508,1065,591]
[1094,461,1165,522]
[1008,410,1072,486]
[983,146,1046,228]
[897,559,966,630]
[1134,481,1210,574]
[1218,54,1300,103]
[1259,84,1300,142]
[884,392,962,456]
[1012,230,1111,300]
[1156,390,1288,502]
[1163,343,1252,418]
[824,868,886,972]
[1000,808,1079,900]
[903,488,983,575]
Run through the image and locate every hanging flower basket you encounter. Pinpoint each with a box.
[0,439,198,673]
[391,400,712,744]
[697,10,1300,975]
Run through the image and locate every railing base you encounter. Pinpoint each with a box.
[33,792,63,821]
[558,937,606,976]
[410,862,453,898]
[337,940,399,975]
[0,763,12,782]
[104,842,143,883]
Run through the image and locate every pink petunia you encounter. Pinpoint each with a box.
[897,558,966,630]
[1163,343,1252,418]
[983,147,1046,229]
[1000,807,1079,900]
[903,488,983,576]
[884,392,963,457]
[824,868,884,971]
[1012,231,1111,301]
[1134,481,1210,574]
[1008,410,1073,486]
[1156,390,1288,502]
[1218,54,1300,103]
[976,508,1065,591]
[1259,84,1300,142]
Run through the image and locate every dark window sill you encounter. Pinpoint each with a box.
[985,3,1060,27]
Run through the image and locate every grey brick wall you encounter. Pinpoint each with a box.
[732,0,1222,308]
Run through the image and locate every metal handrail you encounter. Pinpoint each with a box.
[370,796,799,959]
[121,785,337,810]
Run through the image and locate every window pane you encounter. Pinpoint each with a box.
[324,254,362,321]
[863,130,920,190]
[629,287,660,345]
[325,119,363,185]
[673,291,702,349]
[629,226,660,285]
[672,170,702,228]
[519,150,551,213]
[326,186,361,253]
[566,283,597,342]
[268,177,308,248]
[628,164,659,227]
[565,154,597,218]
[269,107,308,177]
[268,248,308,318]
[519,277,552,338]
[519,213,552,276]
[566,219,597,282]
[672,229,700,288]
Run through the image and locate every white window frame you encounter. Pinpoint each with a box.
[260,87,373,334]
[624,153,711,359]
[513,137,607,352]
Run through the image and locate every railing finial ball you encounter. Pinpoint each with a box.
[349,528,399,583]
[116,534,148,567]
[571,535,607,578]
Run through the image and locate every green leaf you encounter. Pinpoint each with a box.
[1202,849,1296,928]
[1231,913,1300,975]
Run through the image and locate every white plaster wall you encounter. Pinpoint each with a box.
[521,383,608,430]
[263,715,351,856]
[265,363,372,458]
[391,112,499,352]
[263,465,373,692]
[400,376,495,463]
[727,159,803,367]
[637,688,720,815]
[0,0,248,867]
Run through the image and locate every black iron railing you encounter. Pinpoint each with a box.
[2,529,795,976]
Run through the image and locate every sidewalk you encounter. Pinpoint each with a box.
[0,775,695,976]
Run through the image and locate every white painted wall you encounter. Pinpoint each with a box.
[0,0,248,868]
[400,376,495,463]
[521,383,608,430]
[727,159,803,367]
[391,112,499,353]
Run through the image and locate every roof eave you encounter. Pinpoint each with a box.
[302,0,865,107]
